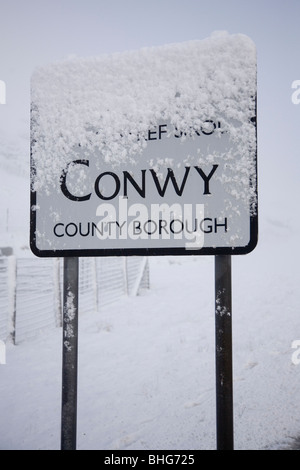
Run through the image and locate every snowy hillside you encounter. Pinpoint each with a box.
[0,111,30,256]
[0,166,29,255]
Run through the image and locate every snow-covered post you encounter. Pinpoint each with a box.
[215,254,233,450]
[61,257,79,451]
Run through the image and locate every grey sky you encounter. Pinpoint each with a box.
[1,1,299,65]
[0,0,299,189]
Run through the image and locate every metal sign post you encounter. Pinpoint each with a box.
[215,254,234,450]
[61,257,79,451]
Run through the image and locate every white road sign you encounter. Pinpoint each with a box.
[30,33,257,257]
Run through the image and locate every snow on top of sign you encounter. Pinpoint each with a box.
[31,31,256,209]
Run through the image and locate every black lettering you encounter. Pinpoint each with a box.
[170,219,184,234]
[107,221,115,236]
[116,221,126,235]
[133,221,141,235]
[194,165,218,195]
[91,222,102,236]
[215,218,227,232]
[201,120,216,135]
[150,167,191,197]
[123,170,146,198]
[60,160,91,201]
[158,124,167,139]
[54,223,64,237]
[144,220,157,235]
[147,128,157,140]
[79,222,90,237]
[218,121,225,134]
[94,172,120,200]
[65,223,78,237]
[200,218,213,233]
[159,219,168,235]
[174,127,184,138]
[95,222,104,236]
[185,219,197,233]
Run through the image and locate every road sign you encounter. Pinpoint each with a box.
[30,33,257,257]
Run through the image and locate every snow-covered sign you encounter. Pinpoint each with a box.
[30,32,257,257]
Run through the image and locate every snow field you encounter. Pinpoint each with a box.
[1,213,300,450]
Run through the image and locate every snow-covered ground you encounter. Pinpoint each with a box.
[0,192,300,449]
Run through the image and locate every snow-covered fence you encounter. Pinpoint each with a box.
[15,258,60,344]
[0,256,149,344]
[126,257,150,296]
[77,257,150,313]
[0,258,11,341]
[78,258,98,314]
[95,257,126,308]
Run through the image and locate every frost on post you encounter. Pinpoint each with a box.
[216,289,231,317]
[63,292,76,351]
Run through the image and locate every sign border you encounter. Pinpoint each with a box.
[30,89,258,259]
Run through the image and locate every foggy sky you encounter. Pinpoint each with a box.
[0,0,299,202]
